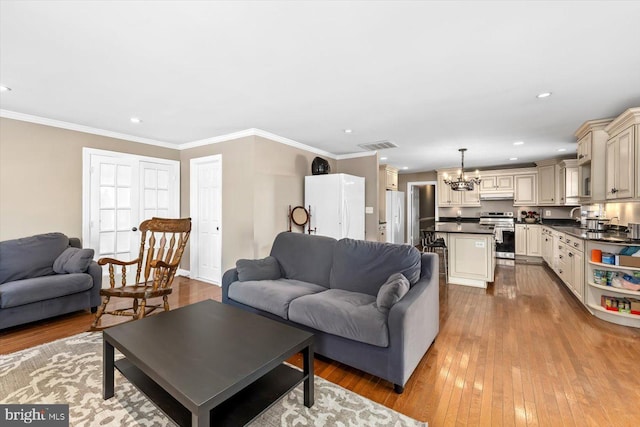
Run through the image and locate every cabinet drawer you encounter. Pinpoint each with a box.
[563,236,584,253]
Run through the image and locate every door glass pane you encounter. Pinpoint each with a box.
[144,189,157,208]
[117,209,131,231]
[157,170,169,189]
[117,188,131,208]
[116,231,130,252]
[100,164,115,185]
[157,190,169,209]
[100,187,115,209]
[100,232,115,255]
[100,210,115,231]
[144,169,157,188]
[117,165,132,186]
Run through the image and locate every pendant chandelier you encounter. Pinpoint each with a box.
[443,148,481,191]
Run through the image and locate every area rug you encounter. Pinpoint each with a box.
[1,333,426,426]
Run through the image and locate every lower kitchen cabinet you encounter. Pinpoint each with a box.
[515,224,541,257]
[557,234,584,302]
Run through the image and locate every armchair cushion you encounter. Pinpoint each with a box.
[53,248,95,274]
[376,273,410,313]
[236,256,281,282]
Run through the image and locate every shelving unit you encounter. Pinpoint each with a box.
[584,241,640,328]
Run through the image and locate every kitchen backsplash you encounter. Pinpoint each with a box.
[439,201,640,226]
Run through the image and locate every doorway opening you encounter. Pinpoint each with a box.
[406,181,438,247]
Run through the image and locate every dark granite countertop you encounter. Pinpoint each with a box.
[432,222,495,235]
[543,225,639,245]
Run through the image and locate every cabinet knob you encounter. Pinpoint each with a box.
[559,269,563,273]
[559,255,563,259]
[569,253,573,257]
[574,243,578,247]
[611,188,618,194]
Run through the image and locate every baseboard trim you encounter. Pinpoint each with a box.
[177,269,190,277]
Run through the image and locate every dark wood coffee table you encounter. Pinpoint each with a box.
[103,299,314,427]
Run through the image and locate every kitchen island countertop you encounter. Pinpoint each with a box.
[432,222,495,235]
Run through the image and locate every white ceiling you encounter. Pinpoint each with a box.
[2,1,640,172]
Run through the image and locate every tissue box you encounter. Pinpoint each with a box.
[618,255,640,268]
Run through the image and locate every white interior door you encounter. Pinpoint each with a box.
[190,155,222,285]
[83,148,181,283]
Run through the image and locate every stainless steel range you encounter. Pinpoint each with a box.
[479,212,515,260]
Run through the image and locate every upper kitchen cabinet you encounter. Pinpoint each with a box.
[436,170,480,207]
[536,160,557,205]
[575,118,612,202]
[558,159,579,205]
[479,174,514,194]
[380,165,398,191]
[514,173,537,206]
[604,108,639,200]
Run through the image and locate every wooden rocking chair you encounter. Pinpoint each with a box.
[91,217,191,330]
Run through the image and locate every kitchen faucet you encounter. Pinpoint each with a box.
[569,206,581,221]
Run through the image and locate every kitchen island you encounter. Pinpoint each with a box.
[432,222,496,288]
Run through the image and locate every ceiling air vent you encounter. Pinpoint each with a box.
[357,140,398,151]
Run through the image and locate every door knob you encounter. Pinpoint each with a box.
[131,227,138,231]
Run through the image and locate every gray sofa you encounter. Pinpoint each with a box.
[222,232,439,393]
[0,233,102,330]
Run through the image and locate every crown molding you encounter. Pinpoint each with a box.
[604,107,640,137]
[0,109,178,149]
[1,110,376,160]
[574,117,613,139]
[179,128,338,158]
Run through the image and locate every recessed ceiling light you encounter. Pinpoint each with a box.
[344,129,353,134]
[0,86,11,92]
[380,157,388,161]
[513,141,524,146]
[130,117,142,123]
[509,157,518,161]
[402,167,409,170]
[537,92,552,98]
[557,148,567,152]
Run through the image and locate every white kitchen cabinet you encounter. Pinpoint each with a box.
[555,233,585,303]
[515,223,541,257]
[575,118,612,203]
[541,226,554,265]
[514,174,537,206]
[537,164,556,205]
[577,132,592,164]
[605,126,635,199]
[558,160,579,205]
[437,171,480,207]
[447,233,495,288]
[479,175,513,193]
[380,165,398,191]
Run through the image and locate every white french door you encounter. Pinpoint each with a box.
[83,148,180,281]
[190,155,222,285]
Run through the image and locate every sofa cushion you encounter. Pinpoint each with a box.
[289,289,389,347]
[376,273,410,313]
[53,248,95,274]
[329,238,421,296]
[270,232,337,288]
[236,256,282,281]
[0,274,93,309]
[0,233,70,284]
[227,279,327,319]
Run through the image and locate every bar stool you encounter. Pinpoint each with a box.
[421,231,448,281]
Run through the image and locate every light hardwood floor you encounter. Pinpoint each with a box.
[1,265,639,426]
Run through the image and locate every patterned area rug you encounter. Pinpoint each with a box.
[1,333,426,426]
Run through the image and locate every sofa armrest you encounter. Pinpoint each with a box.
[387,252,439,386]
[87,261,103,308]
[221,268,239,303]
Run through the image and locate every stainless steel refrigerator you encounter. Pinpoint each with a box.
[386,190,405,244]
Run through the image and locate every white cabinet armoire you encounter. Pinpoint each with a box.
[305,174,365,240]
